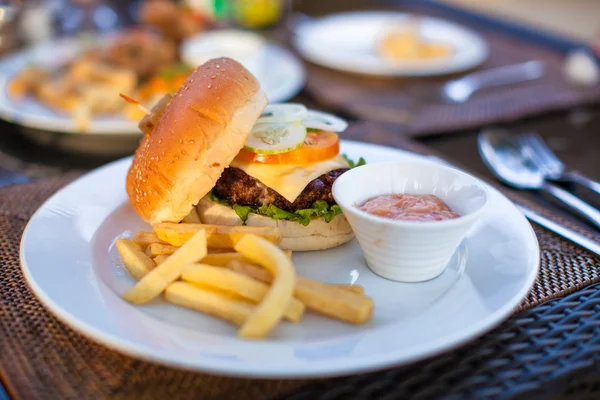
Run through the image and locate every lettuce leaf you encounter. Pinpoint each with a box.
[342,154,366,168]
[209,191,342,226]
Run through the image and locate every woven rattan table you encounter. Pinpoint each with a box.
[2,0,600,398]
[2,114,600,399]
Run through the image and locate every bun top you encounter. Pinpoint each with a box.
[126,57,268,223]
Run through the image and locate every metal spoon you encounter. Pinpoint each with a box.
[478,128,600,230]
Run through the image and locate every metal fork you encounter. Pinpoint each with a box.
[519,132,600,196]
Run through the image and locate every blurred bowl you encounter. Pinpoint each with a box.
[332,161,488,282]
[180,29,267,76]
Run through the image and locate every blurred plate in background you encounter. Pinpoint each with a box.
[294,11,488,76]
[0,38,139,135]
[0,37,304,155]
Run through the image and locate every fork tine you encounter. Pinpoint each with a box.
[518,135,553,176]
[521,132,565,177]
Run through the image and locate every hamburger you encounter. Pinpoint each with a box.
[126,57,355,251]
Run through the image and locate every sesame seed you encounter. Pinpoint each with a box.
[221,69,225,72]
[194,156,199,161]
[158,139,162,144]
[175,156,179,160]
[179,139,183,144]
[208,84,212,89]
[216,65,220,68]
[189,140,195,144]
[211,76,216,79]
[181,150,186,155]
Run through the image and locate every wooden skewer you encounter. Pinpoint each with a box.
[120,93,151,115]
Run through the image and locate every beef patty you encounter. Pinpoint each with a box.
[213,167,349,212]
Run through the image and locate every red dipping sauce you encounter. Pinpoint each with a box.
[358,194,459,222]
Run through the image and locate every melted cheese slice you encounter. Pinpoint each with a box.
[229,154,349,203]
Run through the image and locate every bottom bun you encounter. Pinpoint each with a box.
[197,196,354,251]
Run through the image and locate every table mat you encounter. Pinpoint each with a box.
[303,3,600,138]
[2,123,600,399]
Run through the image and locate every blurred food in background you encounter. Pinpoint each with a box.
[8,0,209,125]
[377,18,453,61]
[2,0,300,141]
[140,0,206,42]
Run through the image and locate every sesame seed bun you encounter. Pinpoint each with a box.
[126,58,268,223]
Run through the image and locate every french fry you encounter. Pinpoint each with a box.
[210,248,292,257]
[132,232,163,249]
[182,264,304,322]
[227,260,271,283]
[228,261,372,324]
[182,207,202,223]
[145,242,177,257]
[333,284,365,295]
[153,223,281,248]
[165,282,253,327]
[227,261,363,295]
[207,247,235,254]
[201,252,248,267]
[115,239,156,280]
[122,230,207,304]
[234,235,296,339]
[294,279,373,324]
[153,255,169,266]
[200,249,291,268]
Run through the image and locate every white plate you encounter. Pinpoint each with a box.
[0,39,305,135]
[256,44,306,105]
[294,11,488,76]
[20,141,538,378]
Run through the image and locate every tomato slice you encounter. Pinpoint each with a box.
[236,131,339,164]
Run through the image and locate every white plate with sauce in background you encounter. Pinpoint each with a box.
[20,140,538,378]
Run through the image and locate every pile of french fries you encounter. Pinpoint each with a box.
[116,222,374,339]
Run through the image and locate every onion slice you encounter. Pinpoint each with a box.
[244,122,307,154]
[257,103,308,123]
[302,110,348,132]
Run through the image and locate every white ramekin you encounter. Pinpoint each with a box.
[180,30,266,76]
[332,161,488,282]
